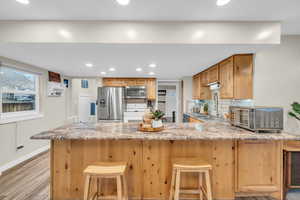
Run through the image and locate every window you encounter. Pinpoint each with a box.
[81,79,89,88]
[0,66,40,121]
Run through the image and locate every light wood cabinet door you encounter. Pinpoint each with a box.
[235,140,282,196]
[126,79,137,86]
[234,55,253,99]
[192,75,201,99]
[200,71,209,86]
[208,64,219,83]
[136,79,146,86]
[219,57,234,99]
[103,78,126,86]
[147,79,156,100]
[199,73,211,100]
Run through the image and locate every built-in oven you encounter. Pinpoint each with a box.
[125,86,147,99]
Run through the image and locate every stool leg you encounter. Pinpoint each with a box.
[84,175,91,200]
[198,173,203,200]
[97,178,102,198]
[122,175,128,200]
[169,168,176,200]
[116,175,122,200]
[174,170,181,200]
[204,171,212,200]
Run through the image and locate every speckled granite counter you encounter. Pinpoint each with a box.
[31,121,300,141]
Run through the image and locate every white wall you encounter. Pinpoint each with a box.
[182,77,193,113]
[254,35,300,134]
[0,56,71,172]
[71,78,102,118]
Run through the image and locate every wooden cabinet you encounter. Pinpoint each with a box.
[200,72,211,100]
[192,75,201,99]
[219,57,234,99]
[103,78,126,86]
[146,79,156,100]
[192,54,253,100]
[200,70,209,86]
[208,64,219,83]
[235,140,282,197]
[234,55,253,99]
[103,78,156,100]
[193,73,211,100]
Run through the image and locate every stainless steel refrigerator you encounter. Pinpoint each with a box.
[97,87,125,120]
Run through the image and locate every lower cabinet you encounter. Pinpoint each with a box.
[235,140,282,199]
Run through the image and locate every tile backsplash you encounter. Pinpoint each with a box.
[193,92,254,119]
[215,99,254,118]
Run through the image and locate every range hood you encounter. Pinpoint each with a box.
[208,82,220,90]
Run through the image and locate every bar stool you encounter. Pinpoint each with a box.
[169,158,213,200]
[83,162,128,200]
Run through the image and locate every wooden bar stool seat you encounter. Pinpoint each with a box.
[169,158,213,200]
[83,162,128,200]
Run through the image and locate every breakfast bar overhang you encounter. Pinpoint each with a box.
[32,122,300,200]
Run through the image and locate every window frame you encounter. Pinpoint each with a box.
[0,65,41,122]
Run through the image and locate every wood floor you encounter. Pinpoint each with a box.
[0,152,50,200]
[0,151,277,200]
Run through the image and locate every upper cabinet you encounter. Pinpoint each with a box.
[234,55,253,99]
[208,64,219,83]
[192,74,201,99]
[103,78,157,100]
[192,54,253,100]
[146,78,156,100]
[219,57,234,99]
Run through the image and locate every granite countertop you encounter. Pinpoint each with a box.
[31,121,300,141]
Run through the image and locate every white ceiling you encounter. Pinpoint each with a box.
[0,43,268,79]
[0,0,300,34]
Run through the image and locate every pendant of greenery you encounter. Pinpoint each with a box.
[289,102,300,121]
[151,110,165,121]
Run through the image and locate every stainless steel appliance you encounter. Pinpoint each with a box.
[97,87,125,120]
[229,106,283,132]
[125,86,147,99]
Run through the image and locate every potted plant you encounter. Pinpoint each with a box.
[151,110,165,128]
[289,102,300,121]
[203,103,209,115]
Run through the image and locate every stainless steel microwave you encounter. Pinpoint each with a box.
[229,106,283,132]
[125,86,147,99]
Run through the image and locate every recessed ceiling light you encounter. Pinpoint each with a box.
[59,29,72,39]
[193,30,205,39]
[116,0,130,6]
[127,30,137,39]
[149,72,155,76]
[85,63,94,68]
[136,68,142,72]
[101,72,107,75]
[109,67,116,72]
[0,71,4,75]
[256,30,273,40]
[149,63,157,68]
[16,0,30,5]
[216,0,231,6]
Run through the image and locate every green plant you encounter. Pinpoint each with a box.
[151,110,165,121]
[289,102,300,121]
[203,103,209,113]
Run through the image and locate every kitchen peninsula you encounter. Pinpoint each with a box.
[32,122,300,200]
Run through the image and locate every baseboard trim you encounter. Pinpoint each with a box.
[0,145,50,175]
